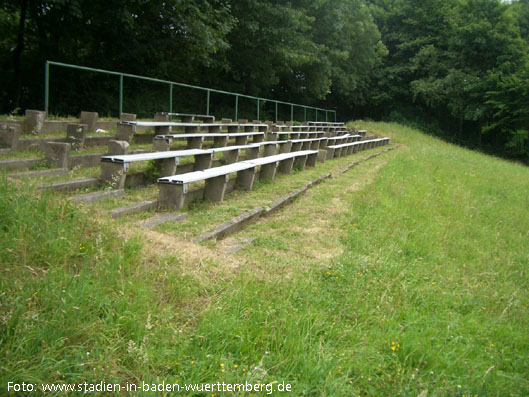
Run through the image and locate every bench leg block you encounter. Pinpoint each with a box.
[235,136,249,146]
[214,136,228,147]
[267,132,278,141]
[278,158,295,174]
[279,142,292,153]
[158,183,186,210]
[246,147,260,160]
[264,144,277,157]
[236,167,257,190]
[291,143,303,152]
[157,158,178,177]
[204,175,229,202]
[187,137,203,149]
[153,138,171,151]
[326,148,336,160]
[260,162,278,181]
[116,124,135,143]
[155,126,171,135]
[306,153,318,167]
[224,149,240,164]
[294,155,308,170]
[101,162,127,189]
[318,149,327,163]
[194,153,213,171]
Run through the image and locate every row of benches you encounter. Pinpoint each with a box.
[156,112,346,128]
[116,121,352,142]
[101,134,362,187]
[157,137,390,209]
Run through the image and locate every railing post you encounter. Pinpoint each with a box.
[275,102,278,122]
[334,111,337,122]
[44,61,49,114]
[291,104,294,122]
[206,90,210,115]
[315,109,318,122]
[326,110,328,122]
[169,84,173,113]
[119,74,123,118]
[235,95,239,120]
[256,98,260,121]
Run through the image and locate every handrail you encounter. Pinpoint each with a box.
[44,61,337,122]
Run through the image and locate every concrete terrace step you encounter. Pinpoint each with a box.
[7,168,69,179]
[0,158,43,171]
[38,178,100,192]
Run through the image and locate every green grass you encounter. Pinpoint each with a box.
[1,122,528,395]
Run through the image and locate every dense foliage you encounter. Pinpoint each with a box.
[1,0,529,161]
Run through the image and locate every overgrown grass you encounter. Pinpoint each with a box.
[1,121,528,395]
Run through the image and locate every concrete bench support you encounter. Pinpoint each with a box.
[204,174,229,203]
[44,142,71,168]
[278,158,295,174]
[279,142,292,154]
[235,136,249,146]
[101,162,128,189]
[80,111,98,132]
[0,126,21,149]
[153,138,171,151]
[294,155,308,170]
[306,152,318,167]
[155,126,171,135]
[154,112,169,121]
[236,167,257,190]
[326,148,336,160]
[66,123,87,150]
[25,110,46,135]
[116,124,136,142]
[291,142,303,152]
[157,157,178,177]
[214,136,228,147]
[108,140,130,155]
[120,113,137,122]
[187,137,203,149]
[318,150,327,163]
[159,183,186,209]
[224,149,240,164]
[264,143,277,157]
[246,147,260,160]
[310,140,320,150]
[260,162,278,181]
[194,153,213,171]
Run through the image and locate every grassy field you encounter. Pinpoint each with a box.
[1,122,528,395]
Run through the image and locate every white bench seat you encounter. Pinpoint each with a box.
[307,121,345,126]
[326,138,390,159]
[158,150,318,209]
[153,131,265,150]
[116,121,268,142]
[160,112,215,123]
[100,141,279,188]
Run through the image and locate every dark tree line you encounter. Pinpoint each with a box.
[1,0,528,161]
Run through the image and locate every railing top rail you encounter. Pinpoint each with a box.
[46,60,335,114]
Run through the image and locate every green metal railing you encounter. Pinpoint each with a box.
[44,61,337,122]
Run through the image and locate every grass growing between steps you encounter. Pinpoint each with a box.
[155,145,388,239]
[1,121,528,396]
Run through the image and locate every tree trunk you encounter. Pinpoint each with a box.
[13,0,29,110]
